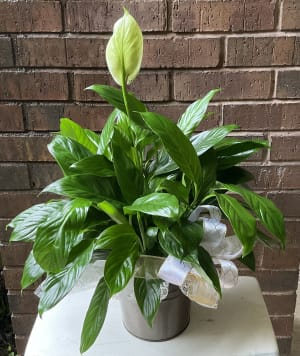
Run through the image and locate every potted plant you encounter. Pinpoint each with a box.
[8,9,285,354]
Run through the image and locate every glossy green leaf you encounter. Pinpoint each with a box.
[38,241,94,315]
[9,201,66,242]
[70,155,115,177]
[216,140,269,170]
[216,193,256,256]
[86,85,146,126]
[60,118,98,154]
[217,166,254,184]
[198,148,217,200]
[124,193,179,218]
[111,129,143,203]
[158,179,189,203]
[43,174,120,203]
[191,125,238,156]
[191,246,221,295]
[223,184,285,248]
[21,251,44,290]
[48,135,92,176]
[256,230,282,248]
[80,277,110,353]
[95,224,139,249]
[158,230,186,260]
[134,278,162,327]
[139,112,201,187]
[238,251,255,272]
[177,89,220,136]
[33,199,91,272]
[98,201,128,224]
[98,109,117,158]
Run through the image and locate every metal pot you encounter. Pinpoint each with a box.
[119,284,191,341]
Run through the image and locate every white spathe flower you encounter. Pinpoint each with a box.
[106,8,143,86]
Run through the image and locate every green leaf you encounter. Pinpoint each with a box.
[98,201,128,224]
[9,201,66,242]
[70,155,115,177]
[111,129,144,203]
[95,224,140,295]
[98,109,117,158]
[139,112,201,188]
[158,230,187,260]
[191,125,238,156]
[38,241,94,315]
[216,139,269,170]
[21,251,44,290]
[223,184,285,248]
[198,148,217,200]
[157,179,189,203]
[86,85,146,126]
[43,174,120,203]
[238,251,255,271]
[190,246,221,295]
[60,118,98,154]
[256,230,281,248]
[80,277,110,353]
[33,199,91,272]
[217,166,254,184]
[216,193,256,256]
[134,278,162,327]
[48,135,92,176]
[177,89,220,136]
[124,193,179,219]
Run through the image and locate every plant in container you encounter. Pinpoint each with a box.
[8,9,285,353]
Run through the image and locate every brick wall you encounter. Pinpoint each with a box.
[0,1,299,355]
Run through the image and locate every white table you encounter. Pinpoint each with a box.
[25,275,279,356]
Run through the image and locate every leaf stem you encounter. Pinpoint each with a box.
[137,213,146,253]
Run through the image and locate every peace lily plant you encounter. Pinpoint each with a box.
[8,9,285,353]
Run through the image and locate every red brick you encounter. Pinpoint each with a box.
[15,37,66,67]
[0,72,68,101]
[0,136,52,162]
[270,316,294,337]
[223,103,300,131]
[143,37,221,68]
[0,104,24,132]
[0,219,11,243]
[65,0,167,32]
[285,221,300,248]
[0,192,51,218]
[172,0,276,32]
[174,71,272,101]
[262,248,300,270]
[15,335,29,356]
[73,72,170,102]
[3,268,38,291]
[29,163,62,189]
[7,291,38,314]
[0,37,13,67]
[246,166,300,190]
[267,192,300,218]
[226,37,300,67]
[0,1,62,32]
[256,270,299,293]
[277,70,300,99]
[281,0,300,30]
[66,37,107,67]
[263,293,297,315]
[270,135,300,161]
[0,164,30,190]
[26,103,111,131]
[1,244,32,267]
[12,314,36,335]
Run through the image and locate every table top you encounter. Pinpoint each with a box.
[25,275,279,356]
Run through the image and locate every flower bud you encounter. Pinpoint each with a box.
[106,8,143,86]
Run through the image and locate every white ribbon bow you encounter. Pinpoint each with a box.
[158,205,243,308]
